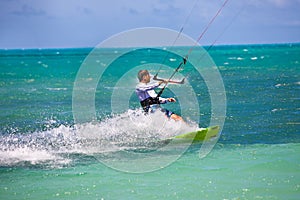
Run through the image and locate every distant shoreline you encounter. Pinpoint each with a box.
[1,42,299,51]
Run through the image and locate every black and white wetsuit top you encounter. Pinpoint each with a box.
[135,81,167,113]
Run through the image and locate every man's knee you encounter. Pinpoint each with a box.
[171,114,182,121]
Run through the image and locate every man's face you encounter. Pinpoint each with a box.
[144,73,150,83]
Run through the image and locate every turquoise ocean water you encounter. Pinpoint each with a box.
[0,44,299,199]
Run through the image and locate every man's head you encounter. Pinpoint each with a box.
[137,70,150,83]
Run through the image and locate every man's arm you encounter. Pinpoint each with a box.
[136,81,164,92]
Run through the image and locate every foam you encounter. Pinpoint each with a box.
[0,109,197,168]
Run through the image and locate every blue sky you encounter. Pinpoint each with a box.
[0,0,299,49]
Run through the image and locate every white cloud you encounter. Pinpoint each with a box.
[11,4,46,16]
[248,0,300,7]
[267,0,292,7]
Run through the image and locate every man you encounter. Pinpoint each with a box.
[135,70,183,121]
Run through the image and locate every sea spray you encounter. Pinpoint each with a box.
[0,109,198,168]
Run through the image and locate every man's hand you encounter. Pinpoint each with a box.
[158,80,168,85]
[167,98,176,102]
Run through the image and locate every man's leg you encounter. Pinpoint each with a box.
[170,113,183,121]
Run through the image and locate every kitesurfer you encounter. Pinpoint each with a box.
[135,70,183,121]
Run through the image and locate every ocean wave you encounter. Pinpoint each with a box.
[46,87,68,91]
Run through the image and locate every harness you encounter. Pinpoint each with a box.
[140,97,160,113]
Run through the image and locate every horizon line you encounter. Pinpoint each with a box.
[0,42,299,51]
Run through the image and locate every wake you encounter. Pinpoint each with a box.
[0,109,197,168]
